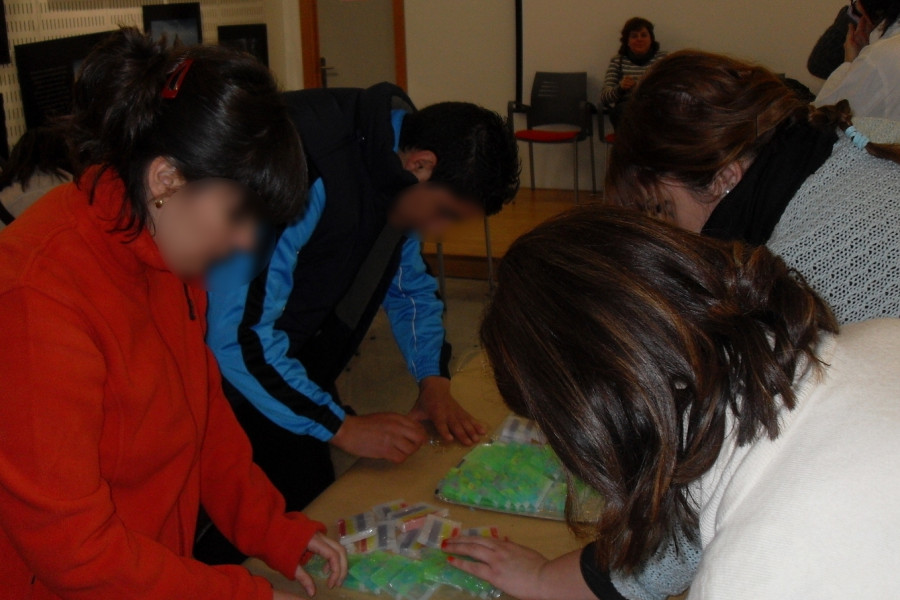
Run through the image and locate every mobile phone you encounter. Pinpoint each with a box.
[847,0,863,25]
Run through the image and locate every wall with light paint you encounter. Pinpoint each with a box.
[402,0,846,191]
[0,0,290,147]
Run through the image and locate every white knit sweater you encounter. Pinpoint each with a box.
[610,121,900,600]
[767,126,900,323]
[689,319,900,599]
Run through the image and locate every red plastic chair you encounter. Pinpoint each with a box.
[508,72,597,203]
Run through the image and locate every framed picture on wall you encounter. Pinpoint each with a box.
[0,1,10,65]
[15,31,112,129]
[143,2,202,47]
[218,24,268,67]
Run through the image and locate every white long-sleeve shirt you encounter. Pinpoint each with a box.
[688,320,900,599]
[816,22,900,119]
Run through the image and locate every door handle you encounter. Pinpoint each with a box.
[319,58,336,88]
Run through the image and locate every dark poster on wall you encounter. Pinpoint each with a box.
[15,31,112,129]
[218,23,268,67]
[143,2,202,47]
[0,1,10,65]
[0,94,9,161]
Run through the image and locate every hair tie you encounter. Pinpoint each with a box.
[845,125,870,150]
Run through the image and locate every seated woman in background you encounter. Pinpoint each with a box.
[0,28,346,599]
[445,207,900,599]
[816,0,900,119]
[0,127,72,232]
[599,17,667,128]
[606,50,900,324]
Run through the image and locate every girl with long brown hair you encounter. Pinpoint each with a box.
[444,207,900,599]
[606,50,900,325]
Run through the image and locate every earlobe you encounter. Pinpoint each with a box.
[403,150,438,183]
[712,161,745,199]
[146,156,184,202]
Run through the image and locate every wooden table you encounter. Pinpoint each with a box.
[247,353,688,599]
[246,353,584,598]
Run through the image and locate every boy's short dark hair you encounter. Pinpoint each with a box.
[399,102,520,216]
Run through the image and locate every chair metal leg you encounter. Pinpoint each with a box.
[484,215,495,292]
[573,139,580,204]
[528,142,535,191]
[436,240,447,305]
[589,135,597,195]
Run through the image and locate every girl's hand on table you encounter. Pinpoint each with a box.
[443,536,550,600]
[292,533,347,597]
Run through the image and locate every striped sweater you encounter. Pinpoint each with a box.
[600,51,668,106]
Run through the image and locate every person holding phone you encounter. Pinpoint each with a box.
[816,0,900,118]
[807,1,866,79]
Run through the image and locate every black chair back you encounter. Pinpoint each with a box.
[527,72,588,130]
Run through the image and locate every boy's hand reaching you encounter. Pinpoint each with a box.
[331,413,427,463]
[409,376,486,446]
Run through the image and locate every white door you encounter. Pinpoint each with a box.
[317,0,396,88]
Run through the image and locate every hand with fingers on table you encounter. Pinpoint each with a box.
[331,412,428,463]
[274,532,348,599]
[443,536,595,600]
[408,376,487,446]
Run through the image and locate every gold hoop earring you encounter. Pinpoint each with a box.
[154,198,165,208]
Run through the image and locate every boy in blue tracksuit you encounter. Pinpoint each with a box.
[204,84,520,533]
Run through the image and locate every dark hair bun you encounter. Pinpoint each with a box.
[69,27,307,234]
[72,27,171,164]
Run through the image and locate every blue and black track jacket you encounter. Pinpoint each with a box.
[207,84,451,442]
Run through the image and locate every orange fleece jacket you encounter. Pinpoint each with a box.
[0,170,325,599]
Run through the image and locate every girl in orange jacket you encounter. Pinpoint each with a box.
[0,28,346,599]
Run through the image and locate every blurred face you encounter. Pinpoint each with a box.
[652,158,748,232]
[389,183,483,237]
[656,180,718,233]
[393,147,484,236]
[628,27,653,55]
[145,157,258,278]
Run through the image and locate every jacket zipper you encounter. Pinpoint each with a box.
[182,283,196,320]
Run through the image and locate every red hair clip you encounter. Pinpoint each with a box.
[161,58,194,99]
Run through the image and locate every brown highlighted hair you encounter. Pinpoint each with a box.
[480,206,838,572]
[605,50,900,218]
